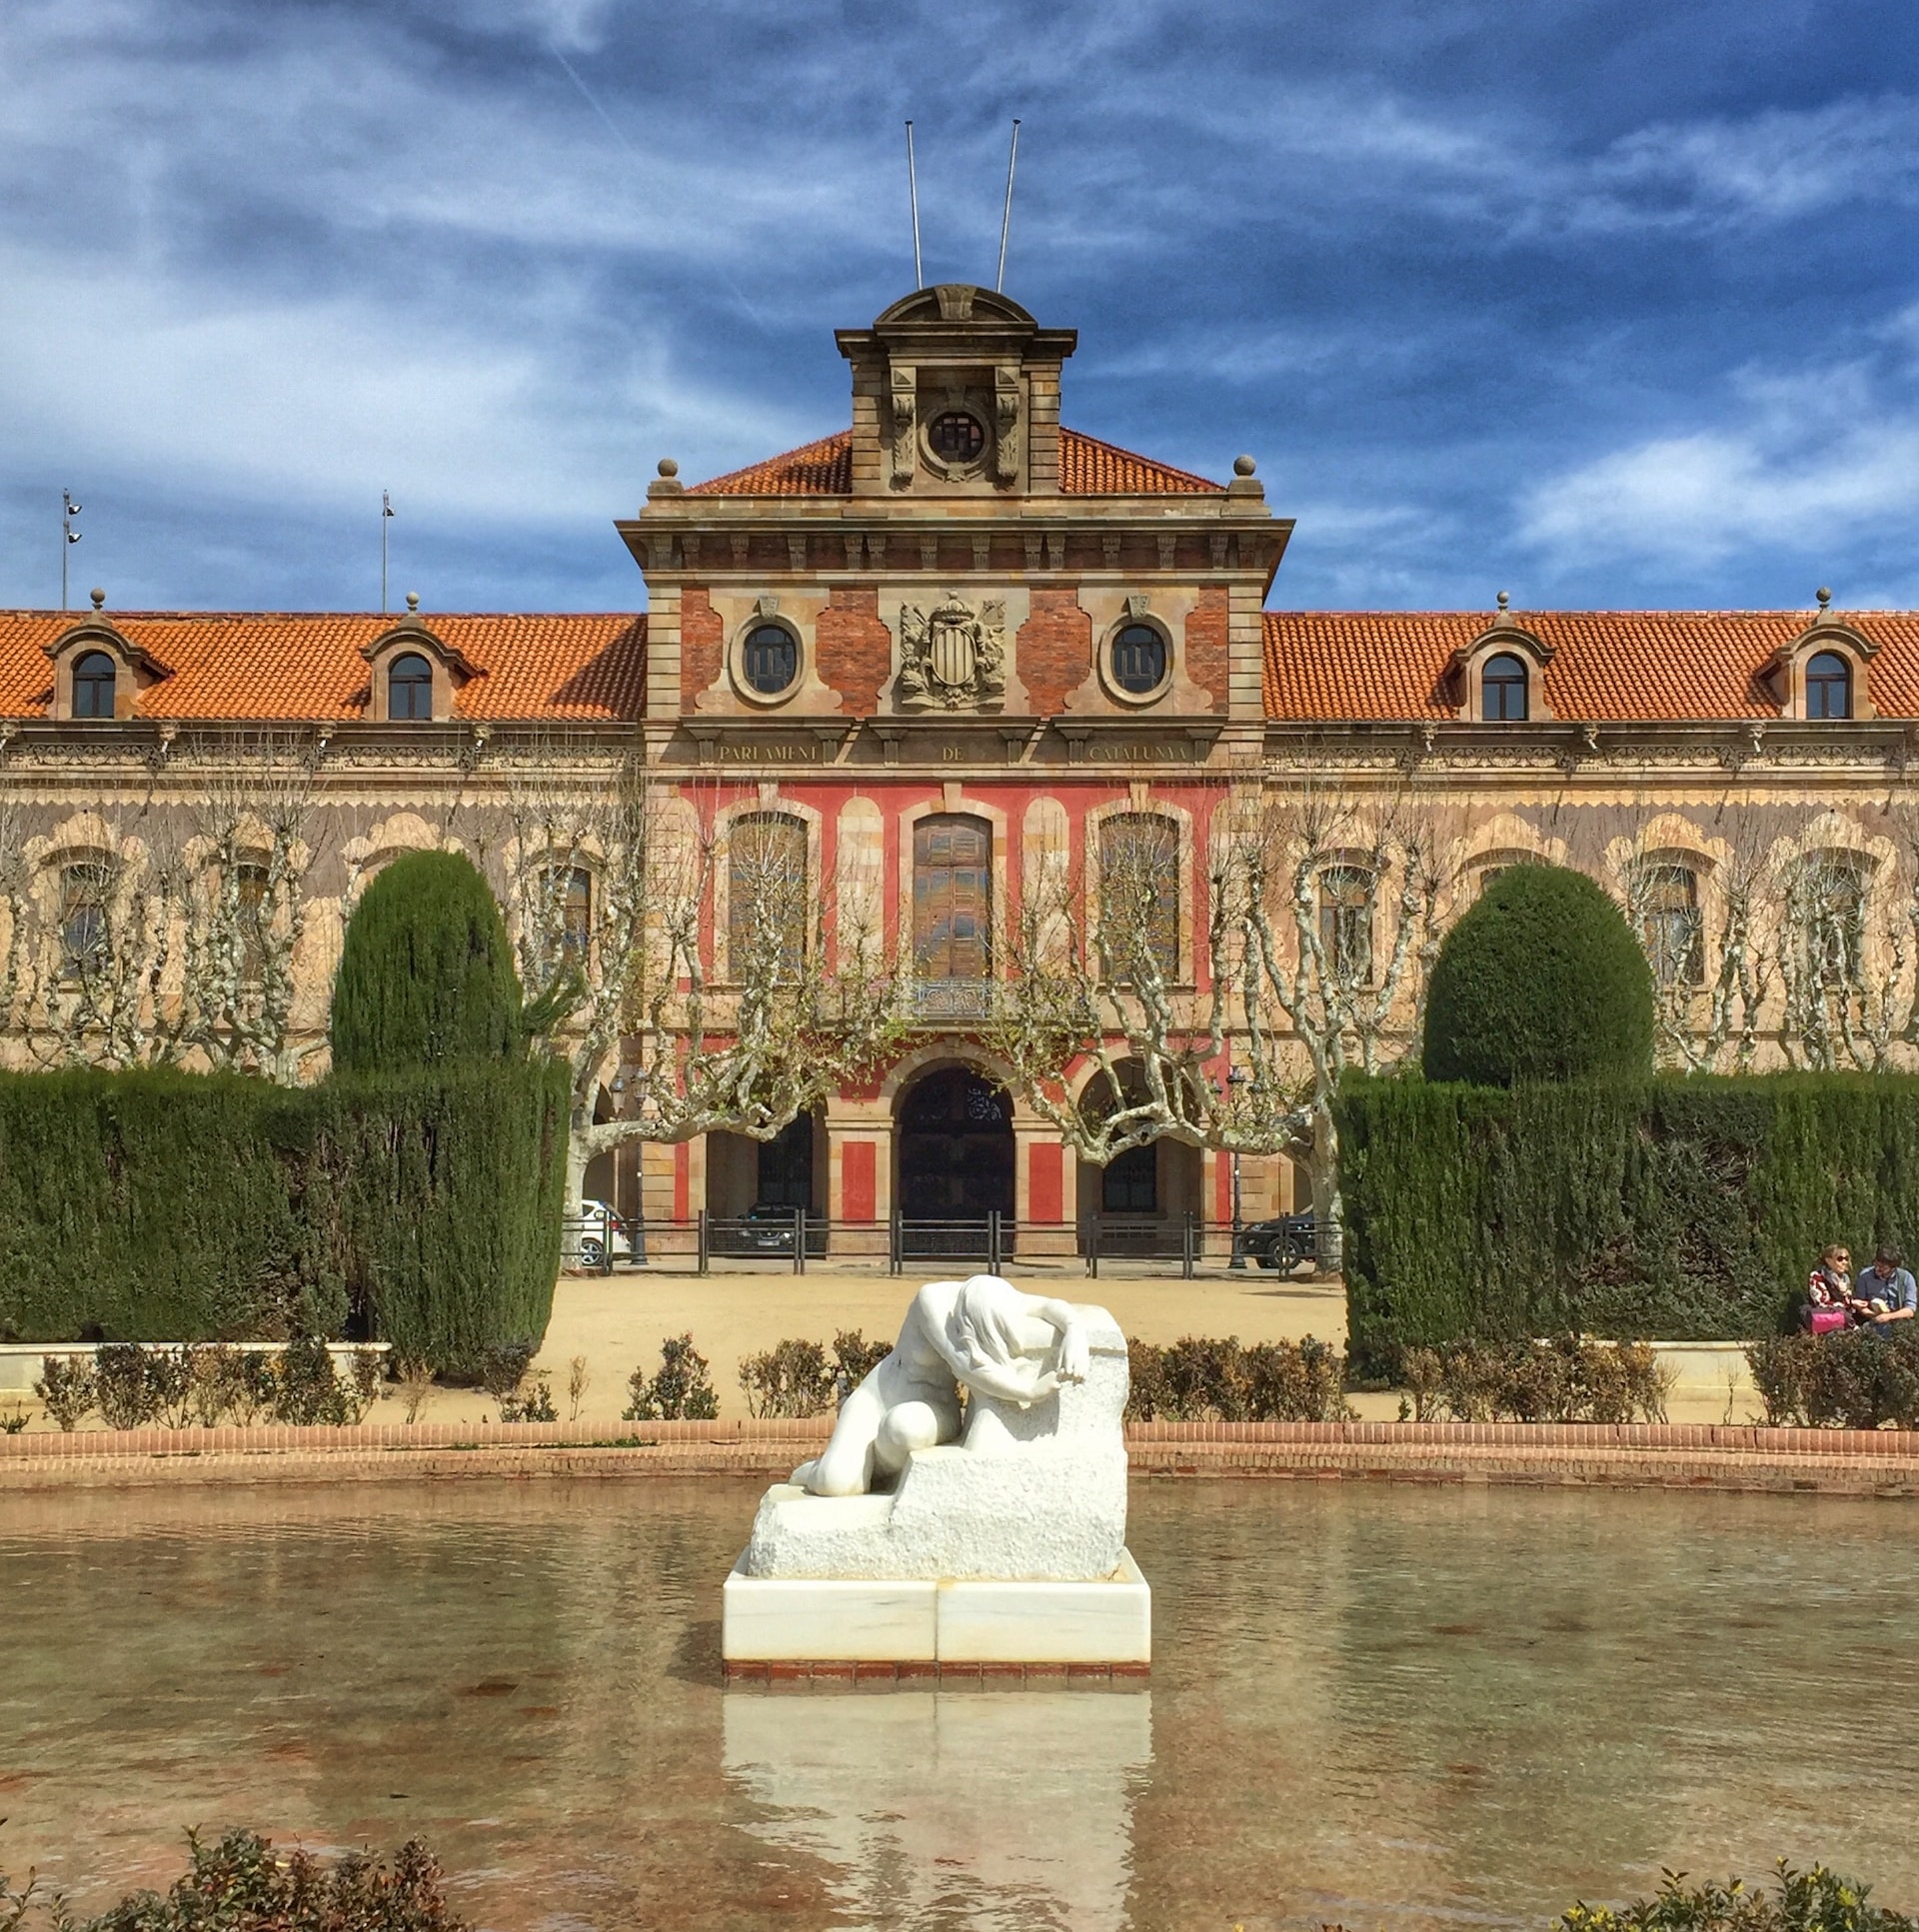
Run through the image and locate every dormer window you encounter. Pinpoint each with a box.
[1482,653,1529,722]
[1806,651,1852,720]
[72,652,116,719]
[388,653,434,721]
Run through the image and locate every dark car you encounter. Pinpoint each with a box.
[1235,1211,1317,1272]
[709,1201,829,1258]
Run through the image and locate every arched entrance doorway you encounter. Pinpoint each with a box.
[897,1064,1014,1234]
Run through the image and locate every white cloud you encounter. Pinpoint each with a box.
[0,243,813,525]
[1516,355,1919,569]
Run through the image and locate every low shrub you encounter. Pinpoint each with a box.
[624,1334,720,1421]
[1124,1335,1354,1422]
[40,1342,383,1431]
[34,1355,95,1431]
[1747,1330,1919,1429]
[498,1371,558,1423]
[737,1330,892,1418]
[1396,1337,1668,1423]
[1559,1860,1915,1932]
[3,1827,468,1931]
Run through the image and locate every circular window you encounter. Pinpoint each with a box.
[741,622,799,697]
[929,411,985,464]
[1110,623,1167,696]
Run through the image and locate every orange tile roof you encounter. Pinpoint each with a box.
[0,611,648,722]
[1262,610,1919,722]
[686,426,1218,497]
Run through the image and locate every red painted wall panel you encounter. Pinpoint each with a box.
[1028,1139,1063,1224]
[843,1139,877,1222]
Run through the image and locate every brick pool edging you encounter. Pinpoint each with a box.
[3,1416,1918,1494]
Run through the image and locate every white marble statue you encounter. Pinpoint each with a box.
[742,1274,1131,1584]
[791,1274,1092,1497]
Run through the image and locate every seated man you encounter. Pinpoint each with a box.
[790,1274,1089,1497]
[1852,1245,1918,1336]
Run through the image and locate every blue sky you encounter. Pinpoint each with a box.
[1,0,1915,615]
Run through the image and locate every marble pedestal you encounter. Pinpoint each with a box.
[722,1548,1150,1666]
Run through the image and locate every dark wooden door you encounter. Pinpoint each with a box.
[913,816,990,978]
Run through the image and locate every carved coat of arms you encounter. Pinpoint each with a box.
[896,594,1006,712]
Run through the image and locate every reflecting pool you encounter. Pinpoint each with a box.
[3,1479,1917,1930]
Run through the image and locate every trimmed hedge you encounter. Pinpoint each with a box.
[1336,1071,1919,1372]
[330,850,524,1074]
[0,1061,567,1375]
[1423,865,1653,1085]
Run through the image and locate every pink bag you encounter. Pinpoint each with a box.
[1806,1305,1849,1335]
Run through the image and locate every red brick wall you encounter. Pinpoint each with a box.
[1017,589,1091,714]
[681,588,724,708]
[1185,586,1229,711]
[818,588,893,714]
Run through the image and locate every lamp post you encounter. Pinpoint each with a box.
[1224,1064,1248,1268]
[61,491,82,610]
[381,492,394,614]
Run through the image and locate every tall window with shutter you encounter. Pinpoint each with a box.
[914,815,991,980]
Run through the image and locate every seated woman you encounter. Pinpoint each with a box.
[1803,1244,1854,1332]
[790,1274,1089,1498]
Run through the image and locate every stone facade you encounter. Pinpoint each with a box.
[4,285,1919,1241]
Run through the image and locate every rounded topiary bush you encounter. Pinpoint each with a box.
[330,850,523,1073]
[1422,864,1653,1085]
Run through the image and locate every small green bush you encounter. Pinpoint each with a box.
[1747,1330,1919,1429]
[1560,1860,1914,1932]
[33,1355,95,1431]
[1124,1335,1354,1422]
[1423,865,1653,1085]
[1398,1337,1667,1423]
[737,1331,891,1418]
[1,1827,468,1931]
[624,1334,719,1421]
[329,850,523,1075]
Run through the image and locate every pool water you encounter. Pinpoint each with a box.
[2,1478,1915,1931]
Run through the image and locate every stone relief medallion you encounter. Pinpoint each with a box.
[896,594,1007,712]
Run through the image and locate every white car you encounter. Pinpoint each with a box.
[566,1198,633,1270]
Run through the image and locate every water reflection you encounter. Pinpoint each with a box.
[725,1691,1150,1932]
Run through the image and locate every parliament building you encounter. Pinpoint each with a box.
[4,284,1916,1242]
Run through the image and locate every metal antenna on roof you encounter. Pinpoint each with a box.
[995,120,1021,293]
[905,122,924,289]
[381,491,395,615]
[61,490,82,611]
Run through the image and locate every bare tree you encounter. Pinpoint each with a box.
[1618,829,1771,1074]
[1220,784,1454,1256]
[986,809,1244,1164]
[494,748,909,1199]
[175,734,325,1082]
[1773,827,1919,1072]
[987,781,1453,1264]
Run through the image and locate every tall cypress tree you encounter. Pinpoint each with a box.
[329,851,524,1073]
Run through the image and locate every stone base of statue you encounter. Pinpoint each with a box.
[722,1281,1150,1671]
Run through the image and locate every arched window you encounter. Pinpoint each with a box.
[729,815,808,979]
[1481,652,1529,722]
[1098,814,1180,981]
[1802,854,1867,987]
[914,815,990,983]
[741,623,799,697]
[72,651,116,719]
[1806,651,1852,720]
[1109,623,1167,697]
[1638,863,1703,987]
[235,861,270,980]
[1317,867,1373,983]
[540,865,592,966]
[388,653,434,721]
[59,862,110,977]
